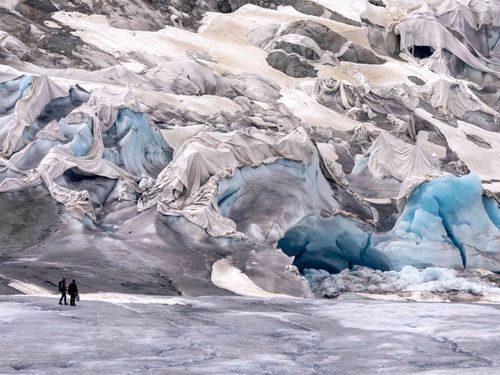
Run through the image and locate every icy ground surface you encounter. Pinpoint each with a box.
[1,295,500,374]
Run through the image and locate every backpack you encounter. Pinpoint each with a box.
[58,281,64,293]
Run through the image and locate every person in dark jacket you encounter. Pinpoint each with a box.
[58,278,68,305]
[68,279,79,306]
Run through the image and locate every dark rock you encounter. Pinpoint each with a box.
[466,133,492,149]
[408,75,426,85]
[266,50,317,78]
[282,20,385,64]
[217,0,232,13]
[368,0,386,7]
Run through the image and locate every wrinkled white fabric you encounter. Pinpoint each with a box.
[367,132,443,206]
[138,128,315,238]
[396,0,500,77]
[0,79,144,221]
[84,86,140,131]
[399,18,499,72]
[1,74,67,156]
[316,142,345,183]
[428,80,474,116]
[421,79,498,118]
[275,34,340,66]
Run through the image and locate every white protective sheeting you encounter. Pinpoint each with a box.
[367,132,443,204]
[139,128,316,239]
[271,33,348,66]
[421,79,499,118]
[1,74,67,156]
[0,80,144,221]
[316,142,346,183]
[396,0,500,78]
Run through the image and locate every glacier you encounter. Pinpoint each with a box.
[304,265,500,301]
[2,0,500,373]
[280,174,500,274]
[2,295,500,373]
[370,173,500,271]
[0,0,499,302]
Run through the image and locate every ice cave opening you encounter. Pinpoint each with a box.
[277,214,373,274]
[277,174,500,280]
[410,45,435,59]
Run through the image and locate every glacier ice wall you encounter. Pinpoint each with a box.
[218,157,340,243]
[279,174,500,273]
[483,196,500,229]
[371,174,500,271]
[102,109,172,178]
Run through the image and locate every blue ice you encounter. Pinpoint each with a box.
[278,215,371,273]
[279,174,500,273]
[0,75,32,114]
[371,174,500,270]
[102,109,171,177]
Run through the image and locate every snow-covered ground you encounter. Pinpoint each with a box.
[0,295,499,374]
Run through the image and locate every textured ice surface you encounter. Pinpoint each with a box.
[218,158,339,242]
[278,214,371,273]
[280,174,500,274]
[0,75,32,114]
[371,174,500,271]
[103,109,172,178]
[483,196,500,229]
[1,295,500,374]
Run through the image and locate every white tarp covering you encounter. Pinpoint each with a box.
[1,74,67,156]
[367,132,443,204]
[0,79,143,221]
[271,33,349,66]
[316,142,345,183]
[138,128,316,238]
[396,0,500,78]
[421,79,499,118]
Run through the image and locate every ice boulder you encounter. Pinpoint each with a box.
[370,174,500,271]
[483,196,500,230]
[304,265,500,300]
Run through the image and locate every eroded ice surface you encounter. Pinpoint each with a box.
[1,296,500,374]
[304,265,500,301]
[280,174,500,275]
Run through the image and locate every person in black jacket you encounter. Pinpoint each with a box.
[68,279,79,306]
[58,278,68,305]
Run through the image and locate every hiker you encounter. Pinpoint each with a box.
[58,278,67,305]
[68,279,79,306]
